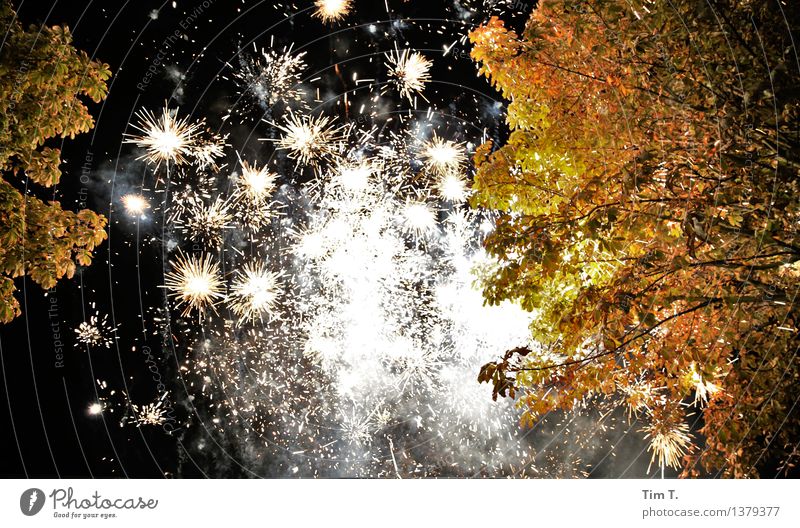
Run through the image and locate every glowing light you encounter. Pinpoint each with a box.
[124,105,202,166]
[312,0,351,23]
[227,263,282,325]
[400,199,437,239]
[386,49,432,102]
[164,252,225,316]
[88,402,104,415]
[274,113,343,168]
[436,172,469,202]
[121,194,150,216]
[237,160,279,202]
[422,135,467,176]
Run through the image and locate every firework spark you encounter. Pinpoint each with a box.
[400,199,438,239]
[124,105,203,167]
[74,312,116,348]
[312,0,352,23]
[163,252,225,316]
[121,194,150,216]
[131,394,170,427]
[642,415,693,472]
[386,49,432,102]
[178,196,233,246]
[236,160,279,203]
[436,172,469,202]
[234,46,307,110]
[273,113,344,168]
[227,263,282,325]
[421,135,467,176]
[192,131,229,171]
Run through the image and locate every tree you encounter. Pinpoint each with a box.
[0,2,111,322]
[470,0,800,476]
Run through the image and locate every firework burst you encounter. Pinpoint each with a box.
[130,394,170,427]
[312,0,352,23]
[435,172,469,202]
[121,194,150,216]
[234,45,308,110]
[164,252,225,316]
[124,105,203,167]
[227,262,282,325]
[400,199,438,240]
[177,196,233,247]
[272,113,344,168]
[236,160,279,203]
[74,312,117,348]
[421,135,467,176]
[386,49,433,102]
[642,410,693,472]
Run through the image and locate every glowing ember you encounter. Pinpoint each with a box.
[163,252,225,316]
[386,49,432,102]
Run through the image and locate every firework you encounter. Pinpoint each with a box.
[178,196,233,246]
[234,46,307,110]
[385,49,432,102]
[687,363,722,405]
[227,262,282,325]
[330,159,377,194]
[88,402,104,415]
[312,0,351,23]
[74,312,116,348]
[121,194,150,216]
[124,105,203,167]
[436,172,469,202]
[400,199,438,239]
[236,160,279,203]
[273,113,344,168]
[163,252,225,316]
[192,131,228,171]
[421,135,467,176]
[131,394,170,427]
[642,413,693,472]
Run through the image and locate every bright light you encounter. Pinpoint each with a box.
[386,49,432,102]
[313,0,352,23]
[121,194,150,216]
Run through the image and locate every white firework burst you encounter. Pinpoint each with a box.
[400,199,438,239]
[226,262,282,325]
[435,172,469,202]
[178,196,233,246]
[312,0,352,23]
[236,160,279,203]
[124,105,203,167]
[421,135,467,176]
[74,312,116,348]
[163,252,225,316]
[192,130,228,171]
[273,113,344,168]
[131,394,170,427]
[121,194,150,216]
[385,49,432,102]
[234,46,308,109]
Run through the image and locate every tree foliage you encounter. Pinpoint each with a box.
[0,1,111,322]
[471,0,800,476]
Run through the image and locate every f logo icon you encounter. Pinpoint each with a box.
[20,488,45,516]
